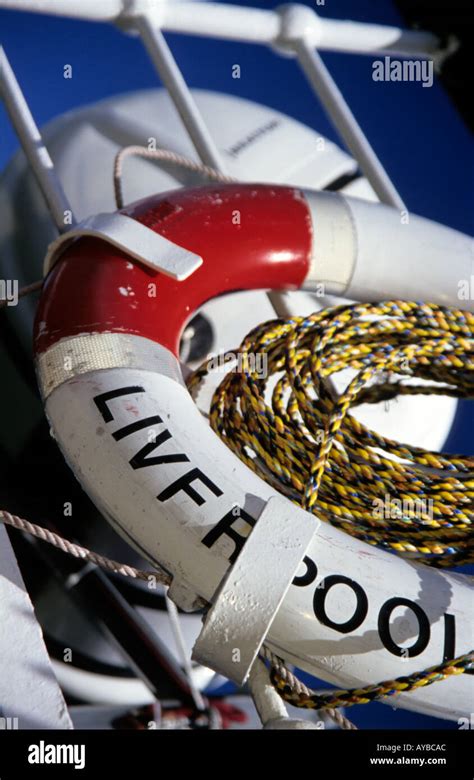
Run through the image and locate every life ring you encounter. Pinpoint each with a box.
[34,184,473,720]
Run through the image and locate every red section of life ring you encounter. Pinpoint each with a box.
[34,184,312,356]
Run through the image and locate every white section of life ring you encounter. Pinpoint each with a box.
[40,333,473,721]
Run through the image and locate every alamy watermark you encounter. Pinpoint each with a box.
[0,716,18,729]
[28,741,85,770]
[372,56,433,88]
[0,278,18,307]
[207,351,268,378]
[458,275,474,301]
[372,493,434,522]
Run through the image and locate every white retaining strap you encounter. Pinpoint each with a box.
[43,211,203,280]
[192,495,318,684]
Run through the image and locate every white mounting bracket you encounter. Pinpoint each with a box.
[43,211,203,280]
[192,495,318,685]
[248,657,321,729]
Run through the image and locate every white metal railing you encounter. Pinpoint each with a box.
[0,46,74,231]
[0,1,440,56]
[1,0,442,223]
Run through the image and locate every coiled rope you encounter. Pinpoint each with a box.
[188,299,474,708]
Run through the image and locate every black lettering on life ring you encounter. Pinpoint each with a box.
[158,467,223,506]
[313,575,368,634]
[378,597,430,658]
[93,386,223,506]
[293,556,318,587]
[93,385,145,422]
[442,613,456,663]
[201,507,256,564]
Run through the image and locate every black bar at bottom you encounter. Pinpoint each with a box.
[0,728,472,777]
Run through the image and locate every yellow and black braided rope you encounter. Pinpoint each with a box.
[270,651,474,709]
[188,299,474,708]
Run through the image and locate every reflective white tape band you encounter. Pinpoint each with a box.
[43,212,203,280]
[303,189,356,296]
[36,332,182,399]
[192,495,318,685]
